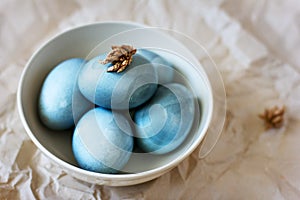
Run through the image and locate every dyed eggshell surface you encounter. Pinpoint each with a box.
[78,51,158,110]
[138,49,174,84]
[38,58,93,130]
[72,107,133,174]
[134,83,196,154]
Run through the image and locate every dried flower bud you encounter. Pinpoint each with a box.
[100,45,137,73]
[259,105,285,130]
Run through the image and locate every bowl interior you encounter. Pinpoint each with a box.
[18,22,213,176]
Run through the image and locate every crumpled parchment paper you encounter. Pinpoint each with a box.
[1,0,300,199]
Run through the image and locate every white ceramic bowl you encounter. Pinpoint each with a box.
[17,21,213,186]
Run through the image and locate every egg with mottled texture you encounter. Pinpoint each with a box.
[38,58,93,130]
[78,51,158,110]
[72,107,133,174]
[133,83,195,154]
[138,49,174,84]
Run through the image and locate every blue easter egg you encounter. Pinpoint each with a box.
[38,58,93,130]
[78,52,158,109]
[138,49,174,84]
[72,107,133,174]
[133,83,195,154]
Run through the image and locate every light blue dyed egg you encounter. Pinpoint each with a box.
[38,58,93,130]
[138,49,174,84]
[72,107,133,174]
[78,52,158,109]
[134,83,195,154]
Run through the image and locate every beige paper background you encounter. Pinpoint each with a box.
[1,0,300,199]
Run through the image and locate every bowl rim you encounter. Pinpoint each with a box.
[17,20,214,182]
